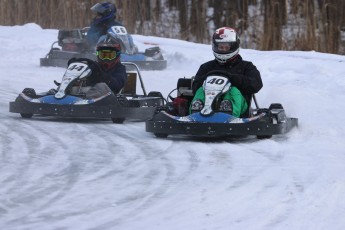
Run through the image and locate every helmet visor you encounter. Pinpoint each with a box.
[213,42,238,54]
[97,49,118,61]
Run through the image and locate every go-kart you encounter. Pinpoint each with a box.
[145,72,298,139]
[40,26,167,71]
[10,59,164,123]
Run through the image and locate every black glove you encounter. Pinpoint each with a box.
[203,70,243,87]
[99,72,112,85]
[67,57,78,66]
[229,74,243,87]
[67,58,100,73]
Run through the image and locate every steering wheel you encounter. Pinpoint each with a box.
[67,57,103,75]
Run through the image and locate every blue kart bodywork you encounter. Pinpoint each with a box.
[10,62,165,123]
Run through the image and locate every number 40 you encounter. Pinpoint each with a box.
[207,78,224,85]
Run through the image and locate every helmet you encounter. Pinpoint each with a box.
[96,35,122,70]
[91,2,117,25]
[212,27,240,64]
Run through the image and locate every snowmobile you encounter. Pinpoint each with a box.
[145,71,298,139]
[40,26,167,71]
[9,59,165,123]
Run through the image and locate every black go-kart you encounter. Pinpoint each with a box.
[9,59,165,123]
[40,26,167,71]
[146,72,298,139]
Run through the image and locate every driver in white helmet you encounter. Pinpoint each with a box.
[190,27,263,117]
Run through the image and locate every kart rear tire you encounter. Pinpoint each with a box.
[154,133,168,138]
[112,118,125,124]
[269,103,283,110]
[20,113,33,118]
[40,58,52,67]
[22,88,36,97]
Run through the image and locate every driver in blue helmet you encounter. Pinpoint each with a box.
[86,2,135,50]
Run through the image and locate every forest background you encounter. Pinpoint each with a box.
[1,0,344,54]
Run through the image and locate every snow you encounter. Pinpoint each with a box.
[1,23,345,230]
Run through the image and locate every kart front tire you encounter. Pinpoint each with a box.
[112,118,125,124]
[20,113,33,118]
[257,135,272,139]
[154,133,168,138]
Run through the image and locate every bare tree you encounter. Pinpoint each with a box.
[0,0,343,54]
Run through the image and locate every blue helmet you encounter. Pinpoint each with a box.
[91,2,117,25]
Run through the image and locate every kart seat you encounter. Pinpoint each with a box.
[120,71,137,95]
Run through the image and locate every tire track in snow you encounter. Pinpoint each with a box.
[0,117,124,227]
[1,114,315,230]
[210,136,308,229]
[0,118,86,227]
[82,124,203,229]
[89,124,179,228]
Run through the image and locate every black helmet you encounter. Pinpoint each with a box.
[91,2,117,24]
[96,35,122,69]
[212,27,240,64]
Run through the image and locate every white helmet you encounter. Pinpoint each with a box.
[212,27,240,64]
